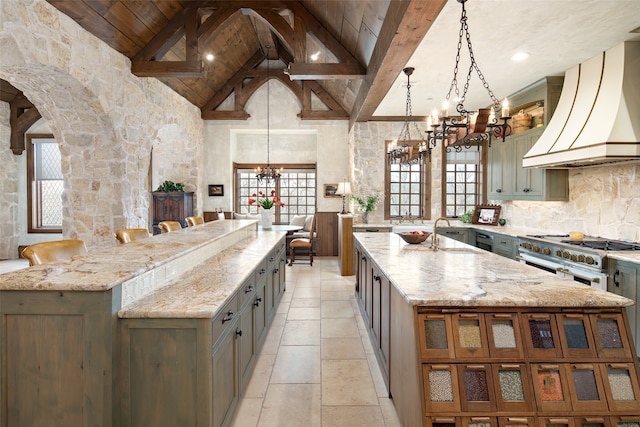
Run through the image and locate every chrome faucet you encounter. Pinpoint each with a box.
[431,216,451,251]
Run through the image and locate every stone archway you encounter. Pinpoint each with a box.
[0,64,126,246]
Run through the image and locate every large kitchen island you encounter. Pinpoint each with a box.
[0,221,287,427]
[354,232,640,427]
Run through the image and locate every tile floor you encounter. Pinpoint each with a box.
[229,257,402,427]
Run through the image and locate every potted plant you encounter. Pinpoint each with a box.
[155,180,185,192]
[351,194,382,224]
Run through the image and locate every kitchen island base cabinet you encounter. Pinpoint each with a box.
[119,243,286,427]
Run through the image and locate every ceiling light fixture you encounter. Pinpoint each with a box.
[387,67,430,166]
[205,53,214,61]
[255,45,282,185]
[310,51,320,61]
[511,52,529,61]
[426,0,511,152]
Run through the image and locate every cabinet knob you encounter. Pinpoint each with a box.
[236,329,243,337]
[523,188,530,193]
[273,268,279,274]
[244,286,254,294]
[259,268,266,275]
[361,256,366,260]
[254,297,262,307]
[496,189,502,193]
[373,275,381,282]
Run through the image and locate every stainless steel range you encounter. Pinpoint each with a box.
[517,234,640,291]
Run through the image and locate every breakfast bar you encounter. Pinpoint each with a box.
[353,232,640,427]
[0,221,287,427]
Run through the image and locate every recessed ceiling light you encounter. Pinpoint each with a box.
[205,53,214,62]
[310,51,320,61]
[511,52,529,62]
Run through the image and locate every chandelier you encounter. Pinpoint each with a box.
[387,67,430,166]
[425,0,511,152]
[255,45,282,184]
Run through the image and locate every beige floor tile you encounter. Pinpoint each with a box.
[366,352,389,398]
[270,312,287,327]
[293,286,321,298]
[259,384,321,427]
[321,406,385,427]
[275,301,290,314]
[321,300,355,318]
[281,319,320,346]
[321,359,379,406]
[229,397,262,427]
[378,397,403,427]
[287,306,321,320]
[271,345,321,383]
[321,337,366,360]
[321,317,360,338]
[320,290,354,300]
[289,297,320,308]
[243,354,276,399]
[295,278,321,288]
[260,325,283,355]
[320,280,350,292]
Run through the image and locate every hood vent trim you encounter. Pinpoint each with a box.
[523,41,640,169]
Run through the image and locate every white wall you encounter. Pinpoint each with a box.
[203,79,349,214]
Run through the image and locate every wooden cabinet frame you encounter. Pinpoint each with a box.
[422,364,461,413]
[417,313,455,360]
[590,313,633,359]
[522,313,563,359]
[565,363,608,412]
[556,313,597,358]
[530,363,572,412]
[486,313,524,358]
[492,363,535,413]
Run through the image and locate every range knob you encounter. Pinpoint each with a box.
[585,256,595,265]
[570,254,578,262]
[542,248,551,255]
[562,250,570,259]
[532,245,540,253]
[578,255,585,263]
[556,250,562,257]
[524,243,532,249]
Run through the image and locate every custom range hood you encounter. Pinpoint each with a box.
[523,41,640,168]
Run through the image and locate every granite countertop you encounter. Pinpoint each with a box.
[354,232,633,308]
[0,220,259,292]
[119,232,284,319]
[607,251,640,263]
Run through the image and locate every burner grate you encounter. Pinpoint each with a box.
[560,240,639,251]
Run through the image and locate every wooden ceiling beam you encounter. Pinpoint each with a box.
[131,60,203,78]
[198,7,238,47]
[5,91,41,155]
[132,6,190,62]
[285,63,364,80]
[349,0,446,128]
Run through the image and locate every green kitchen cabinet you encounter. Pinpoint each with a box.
[436,227,474,245]
[608,258,639,355]
[488,127,568,201]
[492,232,518,260]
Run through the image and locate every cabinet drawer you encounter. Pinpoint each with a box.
[212,294,238,347]
[238,273,256,309]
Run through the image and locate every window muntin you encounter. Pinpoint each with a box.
[27,134,63,232]
[235,165,316,224]
[444,149,482,218]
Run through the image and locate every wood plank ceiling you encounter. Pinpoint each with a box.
[35,1,445,122]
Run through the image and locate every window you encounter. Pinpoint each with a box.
[444,148,484,217]
[385,143,430,219]
[27,134,63,232]
[234,164,316,224]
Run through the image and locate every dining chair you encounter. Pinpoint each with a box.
[186,216,205,226]
[21,240,88,266]
[158,221,183,233]
[288,214,316,266]
[115,228,151,244]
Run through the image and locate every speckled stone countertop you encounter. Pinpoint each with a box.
[607,251,640,263]
[0,220,260,292]
[354,232,633,308]
[119,232,285,318]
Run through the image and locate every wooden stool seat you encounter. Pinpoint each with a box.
[186,216,204,226]
[22,240,88,266]
[115,228,150,244]
[158,221,182,233]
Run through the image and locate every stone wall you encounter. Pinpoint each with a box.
[0,0,204,250]
[349,121,443,223]
[0,102,20,259]
[498,164,640,242]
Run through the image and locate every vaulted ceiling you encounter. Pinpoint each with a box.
[44,0,446,123]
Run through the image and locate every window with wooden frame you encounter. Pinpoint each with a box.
[384,141,430,220]
[234,163,316,224]
[27,134,63,233]
[443,147,486,218]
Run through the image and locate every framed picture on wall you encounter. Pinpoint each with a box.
[208,184,224,197]
[324,184,340,198]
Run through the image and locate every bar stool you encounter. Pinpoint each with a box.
[115,228,151,244]
[21,240,88,266]
[158,221,182,233]
[186,216,204,226]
